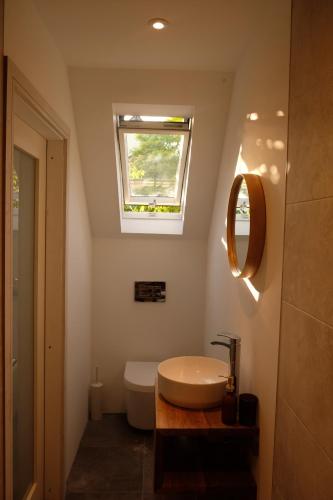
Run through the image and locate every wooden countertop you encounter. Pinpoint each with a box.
[156,390,259,439]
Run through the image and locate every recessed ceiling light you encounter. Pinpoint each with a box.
[149,18,168,30]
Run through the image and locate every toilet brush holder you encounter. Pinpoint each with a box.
[90,367,103,421]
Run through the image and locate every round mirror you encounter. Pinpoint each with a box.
[227,174,266,278]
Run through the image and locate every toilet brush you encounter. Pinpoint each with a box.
[90,367,103,421]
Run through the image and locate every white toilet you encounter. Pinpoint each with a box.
[124,361,159,430]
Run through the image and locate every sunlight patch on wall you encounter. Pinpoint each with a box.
[273,140,285,150]
[221,236,228,251]
[235,145,249,176]
[243,278,260,302]
[266,138,285,150]
[246,112,259,121]
[258,163,267,174]
[270,165,280,184]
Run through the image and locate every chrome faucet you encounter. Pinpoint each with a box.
[210,332,241,380]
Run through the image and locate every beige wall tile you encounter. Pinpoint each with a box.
[275,2,333,498]
[286,0,333,204]
[273,397,333,500]
[272,485,285,500]
[278,302,333,460]
[283,198,333,325]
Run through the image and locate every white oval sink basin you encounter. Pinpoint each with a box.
[158,356,229,409]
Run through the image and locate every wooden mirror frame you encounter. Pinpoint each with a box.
[227,173,266,278]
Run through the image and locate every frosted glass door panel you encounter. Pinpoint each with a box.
[13,147,36,500]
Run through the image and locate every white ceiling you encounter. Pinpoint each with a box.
[34,0,264,71]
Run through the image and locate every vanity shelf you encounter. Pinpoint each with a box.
[154,391,259,498]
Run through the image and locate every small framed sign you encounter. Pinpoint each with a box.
[135,281,166,302]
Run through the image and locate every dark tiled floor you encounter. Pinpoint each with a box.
[66,414,199,500]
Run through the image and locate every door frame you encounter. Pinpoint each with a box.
[0,1,5,496]
[4,58,69,499]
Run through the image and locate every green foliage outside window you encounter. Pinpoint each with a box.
[124,204,181,213]
[128,133,182,197]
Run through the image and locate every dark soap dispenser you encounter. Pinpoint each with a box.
[221,376,237,425]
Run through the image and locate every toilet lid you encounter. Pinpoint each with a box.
[124,361,159,393]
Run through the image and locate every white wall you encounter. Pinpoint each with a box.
[204,1,290,499]
[94,238,206,411]
[5,0,92,477]
[69,68,233,239]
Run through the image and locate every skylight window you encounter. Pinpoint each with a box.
[116,114,192,223]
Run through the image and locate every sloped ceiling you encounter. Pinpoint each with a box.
[69,68,233,238]
[32,0,265,238]
[34,0,264,71]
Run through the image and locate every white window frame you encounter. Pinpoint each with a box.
[117,116,191,211]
